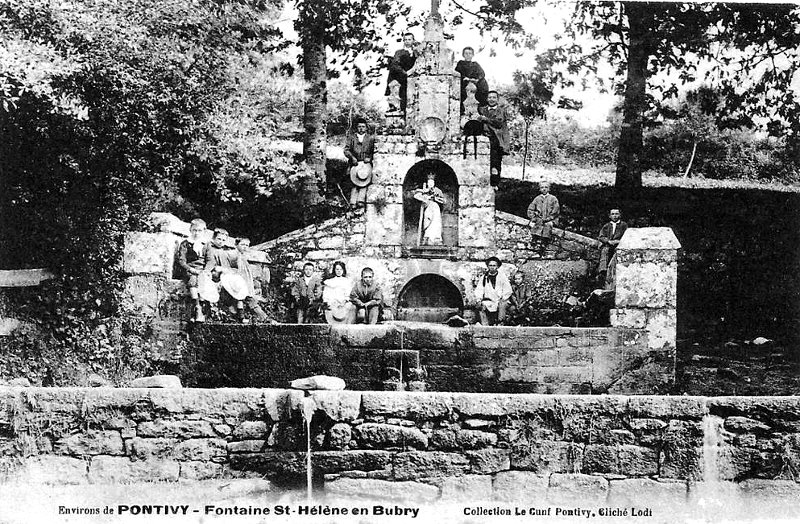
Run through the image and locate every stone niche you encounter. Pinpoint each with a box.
[402,159,459,247]
[396,274,464,323]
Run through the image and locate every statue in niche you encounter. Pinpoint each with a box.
[414,172,445,246]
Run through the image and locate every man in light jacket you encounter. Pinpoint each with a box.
[474,256,512,326]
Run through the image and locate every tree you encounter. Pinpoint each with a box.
[454,1,800,189]
[506,49,584,179]
[290,0,411,207]
[0,0,288,303]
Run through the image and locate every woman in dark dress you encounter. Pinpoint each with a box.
[455,46,489,111]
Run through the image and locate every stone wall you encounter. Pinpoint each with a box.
[254,211,602,312]
[2,387,798,514]
[182,323,667,394]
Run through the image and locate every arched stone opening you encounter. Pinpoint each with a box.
[402,159,459,248]
[396,273,463,323]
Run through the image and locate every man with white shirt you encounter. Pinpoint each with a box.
[291,262,323,323]
[344,118,375,207]
[474,256,513,326]
[598,208,628,279]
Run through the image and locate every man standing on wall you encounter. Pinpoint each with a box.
[291,262,323,323]
[598,208,628,282]
[474,256,512,326]
[385,32,419,112]
[527,181,560,255]
[350,267,383,324]
[344,118,375,207]
[477,90,510,189]
[455,46,489,110]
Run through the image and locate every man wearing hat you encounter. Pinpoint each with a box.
[474,256,512,326]
[344,118,375,207]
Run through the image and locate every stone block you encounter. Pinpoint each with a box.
[610,308,647,329]
[55,430,124,456]
[89,456,179,483]
[305,249,341,261]
[123,232,178,275]
[512,441,583,473]
[172,438,227,461]
[353,423,428,450]
[615,261,677,308]
[458,186,494,208]
[660,446,703,480]
[309,390,362,422]
[313,450,394,474]
[327,423,352,451]
[137,420,217,439]
[440,475,493,501]
[492,471,549,502]
[317,236,344,250]
[130,375,182,389]
[548,473,609,504]
[627,397,707,419]
[458,207,495,247]
[618,444,659,476]
[737,479,800,501]
[466,449,511,474]
[125,437,177,460]
[361,392,453,420]
[608,478,687,506]
[617,227,681,252]
[149,212,190,236]
[179,461,224,480]
[232,421,270,440]
[227,440,266,454]
[392,452,470,480]
[645,309,677,350]
[365,203,403,246]
[324,478,439,502]
[723,416,771,434]
[367,183,403,205]
[430,429,497,450]
[16,456,88,484]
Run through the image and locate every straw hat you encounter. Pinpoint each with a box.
[349,163,373,188]
[220,273,249,301]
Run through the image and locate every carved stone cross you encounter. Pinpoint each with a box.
[431,0,440,16]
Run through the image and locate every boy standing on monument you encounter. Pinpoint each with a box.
[176,218,208,322]
[598,208,627,281]
[344,118,375,207]
[527,181,560,255]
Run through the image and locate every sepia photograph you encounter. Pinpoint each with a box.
[1,0,799,522]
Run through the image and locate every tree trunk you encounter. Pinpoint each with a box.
[616,2,651,191]
[301,23,326,206]
[522,119,530,181]
[683,140,698,178]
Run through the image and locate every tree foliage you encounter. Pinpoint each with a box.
[455,1,800,188]
[0,0,314,381]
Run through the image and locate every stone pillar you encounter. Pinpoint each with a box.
[611,227,681,384]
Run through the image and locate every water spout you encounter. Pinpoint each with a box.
[300,395,316,502]
[702,414,724,484]
[695,414,734,513]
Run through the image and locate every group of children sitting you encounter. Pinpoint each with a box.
[175,219,268,323]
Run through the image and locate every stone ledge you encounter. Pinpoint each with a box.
[495,211,602,248]
[0,269,55,288]
[618,227,681,251]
